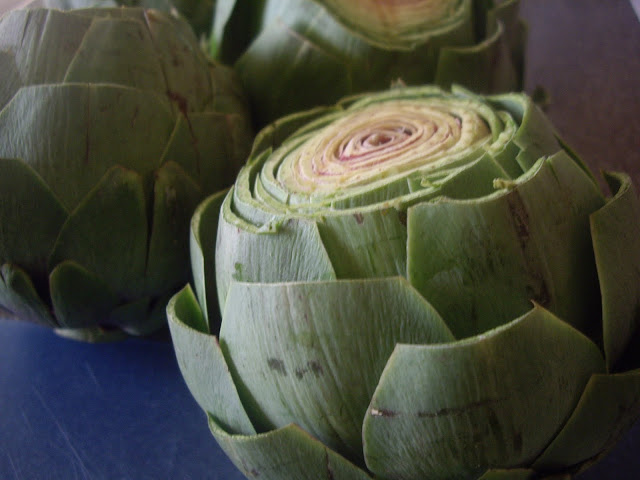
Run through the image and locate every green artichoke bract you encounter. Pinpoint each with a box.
[0,7,252,341]
[168,85,640,479]
[29,0,213,38]
[212,0,525,127]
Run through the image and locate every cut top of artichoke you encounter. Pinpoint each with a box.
[272,99,491,199]
[319,0,471,48]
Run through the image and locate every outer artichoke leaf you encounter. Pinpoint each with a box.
[0,84,174,211]
[533,369,640,471]
[210,0,260,64]
[407,152,604,339]
[143,8,213,112]
[435,21,518,94]
[208,415,373,480]
[477,468,535,480]
[362,305,605,480]
[487,92,560,171]
[49,260,119,329]
[215,192,336,312]
[0,263,55,327]
[589,172,640,371]
[167,285,256,436]
[107,295,154,336]
[0,158,67,276]
[190,190,227,332]
[426,151,511,200]
[63,15,166,92]
[316,206,408,279]
[486,0,527,82]
[0,9,92,86]
[48,165,148,299]
[219,277,454,461]
[144,161,202,295]
[0,51,21,111]
[235,20,352,127]
[160,112,248,193]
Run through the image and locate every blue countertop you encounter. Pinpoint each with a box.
[2,1,640,479]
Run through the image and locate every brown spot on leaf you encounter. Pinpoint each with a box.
[417,398,504,418]
[267,358,287,376]
[353,213,364,224]
[371,408,398,417]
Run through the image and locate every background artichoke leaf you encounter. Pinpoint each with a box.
[144,160,202,295]
[49,259,119,329]
[48,165,148,299]
[0,263,56,327]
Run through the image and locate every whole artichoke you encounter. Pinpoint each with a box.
[0,7,252,341]
[168,86,640,479]
[212,0,525,127]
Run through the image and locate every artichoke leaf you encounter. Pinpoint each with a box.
[476,468,535,480]
[144,160,202,295]
[215,192,336,312]
[235,18,353,128]
[533,369,640,471]
[316,206,409,279]
[435,20,518,94]
[0,263,55,327]
[190,190,227,332]
[48,165,148,299]
[160,112,248,193]
[0,51,21,111]
[219,277,454,461]
[362,305,605,480]
[407,152,604,339]
[0,9,92,87]
[208,415,372,480]
[0,84,175,211]
[167,285,255,436]
[62,16,166,91]
[589,172,640,370]
[486,92,560,171]
[0,158,67,276]
[49,260,119,329]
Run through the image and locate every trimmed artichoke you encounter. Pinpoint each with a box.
[0,7,252,341]
[212,0,526,127]
[168,85,640,479]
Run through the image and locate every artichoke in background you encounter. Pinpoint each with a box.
[0,7,252,341]
[168,85,640,479]
[28,0,214,38]
[212,0,526,127]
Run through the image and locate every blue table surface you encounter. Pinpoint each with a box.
[2,1,640,479]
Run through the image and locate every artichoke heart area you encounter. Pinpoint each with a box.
[273,100,491,199]
[169,87,640,480]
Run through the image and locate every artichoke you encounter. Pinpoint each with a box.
[212,0,526,127]
[28,0,214,38]
[168,85,640,479]
[0,7,252,341]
